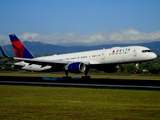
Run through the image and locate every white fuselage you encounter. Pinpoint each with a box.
[35,46,157,64]
[14,46,157,72]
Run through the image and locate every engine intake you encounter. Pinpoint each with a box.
[65,62,86,73]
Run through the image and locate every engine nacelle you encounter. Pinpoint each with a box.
[65,62,86,73]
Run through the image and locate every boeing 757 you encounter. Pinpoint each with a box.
[9,34,157,79]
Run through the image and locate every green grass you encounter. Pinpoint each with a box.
[0,85,160,120]
[0,71,160,80]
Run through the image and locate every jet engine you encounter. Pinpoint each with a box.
[65,62,86,73]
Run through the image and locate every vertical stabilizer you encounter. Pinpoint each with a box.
[9,34,35,58]
[0,46,9,57]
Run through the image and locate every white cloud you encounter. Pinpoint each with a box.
[0,29,160,46]
[21,33,39,40]
[0,34,10,45]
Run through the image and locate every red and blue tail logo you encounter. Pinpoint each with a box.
[9,34,35,58]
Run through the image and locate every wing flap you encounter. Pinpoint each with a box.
[14,57,90,66]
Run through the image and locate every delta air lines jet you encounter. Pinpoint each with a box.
[9,34,157,78]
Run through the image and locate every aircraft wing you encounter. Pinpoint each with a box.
[14,57,90,66]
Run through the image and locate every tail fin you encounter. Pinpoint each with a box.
[0,46,9,57]
[9,34,35,58]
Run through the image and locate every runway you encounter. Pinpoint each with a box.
[0,76,160,90]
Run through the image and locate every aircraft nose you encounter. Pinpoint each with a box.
[150,53,157,59]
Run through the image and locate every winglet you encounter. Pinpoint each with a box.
[9,34,35,58]
[0,46,9,57]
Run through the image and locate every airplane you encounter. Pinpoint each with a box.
[9,34,157,79]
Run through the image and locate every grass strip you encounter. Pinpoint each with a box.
[0,72,160,80]
[0,85,160,120]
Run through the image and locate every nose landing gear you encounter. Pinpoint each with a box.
[134,63,139,74]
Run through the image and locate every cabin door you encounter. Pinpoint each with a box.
[101,52,105,60]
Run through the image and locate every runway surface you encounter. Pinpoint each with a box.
[0,76,160,90]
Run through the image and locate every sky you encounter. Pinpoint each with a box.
[0,0,160,46]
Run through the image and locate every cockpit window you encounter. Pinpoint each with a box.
[142,50,151,53]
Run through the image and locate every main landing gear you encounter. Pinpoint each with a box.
[62,70,72,81]
[81,67,90,80]
[62,67,91,81]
